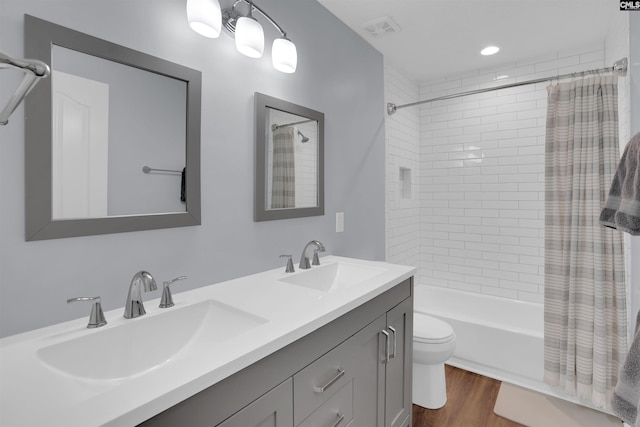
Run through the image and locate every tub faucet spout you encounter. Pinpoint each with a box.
[299,240,326,270]
[124,271,157,319]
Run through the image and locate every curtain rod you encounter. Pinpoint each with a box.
[271,119,314,131]
[387,57,628,116]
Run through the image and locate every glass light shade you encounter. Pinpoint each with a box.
[272,38,297,73]
[235,16,264,58]
[187,0,222,38]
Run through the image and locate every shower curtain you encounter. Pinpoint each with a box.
[544,75,628,408]
[271,126,296,209]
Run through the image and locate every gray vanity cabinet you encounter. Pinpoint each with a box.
[139,278,413,427]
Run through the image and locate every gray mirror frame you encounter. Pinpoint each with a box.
[24,15,201,240]
[254,92,324,222]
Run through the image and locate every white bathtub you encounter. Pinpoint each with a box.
[414,284,621,415]
[414,284,544,390]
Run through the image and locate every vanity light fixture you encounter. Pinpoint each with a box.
[481,45,500,56]
[187,0,297,73]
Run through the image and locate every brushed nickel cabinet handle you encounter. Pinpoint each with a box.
[313,368,345,393]
[330,412,345,427]
[381,329,390,364]
[388,326,397,359]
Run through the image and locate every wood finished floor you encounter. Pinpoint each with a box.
[412,365,525,427]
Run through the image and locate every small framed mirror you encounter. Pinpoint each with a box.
[24,15,201,240]
[254,93,324,221]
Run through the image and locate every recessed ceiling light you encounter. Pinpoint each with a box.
[481,46,500,56]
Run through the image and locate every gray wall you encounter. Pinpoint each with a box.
[0,0,386,337]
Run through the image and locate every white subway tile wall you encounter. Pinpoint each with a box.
[385,62,421,270]
[386,44,613,304]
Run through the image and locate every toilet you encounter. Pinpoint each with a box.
[412,312,456,409]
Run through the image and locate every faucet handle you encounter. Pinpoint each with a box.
[312,249,321,266]
[67,296,107,328]
[280,255,295,273]
[159,276,187,308]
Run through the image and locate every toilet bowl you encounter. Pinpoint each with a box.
[413,312,456,409]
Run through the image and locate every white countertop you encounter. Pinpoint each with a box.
[0,256,415,427]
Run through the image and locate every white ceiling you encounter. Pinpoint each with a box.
[316,0,615,82]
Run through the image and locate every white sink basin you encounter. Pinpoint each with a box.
[37,300,266,381]
[278,261,388,293]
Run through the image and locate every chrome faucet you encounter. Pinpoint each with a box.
[124,271,157,319]
[159,276,188,308]
[67,296,107,328]
[299,240,326,269]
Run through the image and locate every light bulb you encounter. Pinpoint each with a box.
[272,38,297,73]
[235,16,264,58]
[186,0,222,38]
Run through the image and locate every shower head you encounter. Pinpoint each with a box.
[298,130,309,143]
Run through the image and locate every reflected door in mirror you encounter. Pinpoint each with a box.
[52,71,109,219]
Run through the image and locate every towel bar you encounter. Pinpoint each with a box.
[0,50,50,125]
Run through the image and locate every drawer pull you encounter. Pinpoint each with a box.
[313,368,345,393]
[388,326,397,359]
[381,329,390,363]
[330,412,345,427]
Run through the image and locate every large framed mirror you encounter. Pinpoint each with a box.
[24,15,201,240]
[254,93,324,221]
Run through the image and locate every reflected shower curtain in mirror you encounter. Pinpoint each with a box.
[271,126,296,208]
[544,75,627,408]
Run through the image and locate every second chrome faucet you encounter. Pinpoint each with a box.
[124,271,188,318]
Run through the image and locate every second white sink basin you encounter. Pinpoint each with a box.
[278,261,388,293]
[37,300,266,381]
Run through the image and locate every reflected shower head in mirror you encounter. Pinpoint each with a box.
[298,130,309,143]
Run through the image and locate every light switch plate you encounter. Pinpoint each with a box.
[336,212,344,232]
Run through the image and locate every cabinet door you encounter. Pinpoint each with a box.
[217,379,293,427]
[351,314,386,427]
[384,298,412,427]
[350,297,413,427]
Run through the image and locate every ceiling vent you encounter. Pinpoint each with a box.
[361,16,401,38]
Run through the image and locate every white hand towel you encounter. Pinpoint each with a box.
[600,132,640,235]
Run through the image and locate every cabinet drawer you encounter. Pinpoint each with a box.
[293,335,356,424]
[216,378,293,427]
[298,380,353,427]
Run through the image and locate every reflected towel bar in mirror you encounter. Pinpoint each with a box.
[142,166,183,174]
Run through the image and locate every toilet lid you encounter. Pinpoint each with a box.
[414,313,455,344]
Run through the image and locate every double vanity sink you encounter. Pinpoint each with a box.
[0,256,415,427]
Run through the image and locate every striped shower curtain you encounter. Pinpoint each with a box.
[271,126,296,209]
[544,75,627,408]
